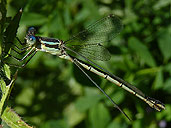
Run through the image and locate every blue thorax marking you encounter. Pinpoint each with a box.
[41,40,59,45]
[37,37,61,55]
[38,37,60,48]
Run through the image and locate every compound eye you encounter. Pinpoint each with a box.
[28,27,36,35]
[28,27,35,31]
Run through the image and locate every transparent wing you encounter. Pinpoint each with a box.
[65,44,111,61]
[65,14,123,45]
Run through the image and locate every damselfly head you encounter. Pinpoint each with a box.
[25,27,36,46]
[25,35,36,46]
[28,27,36,35]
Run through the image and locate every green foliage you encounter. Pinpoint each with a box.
[158,28,171,61]
[1,0,171,128]
[128,37,156,67]
[0,1,32,127]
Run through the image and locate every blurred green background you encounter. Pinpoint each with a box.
[3,0,171,127]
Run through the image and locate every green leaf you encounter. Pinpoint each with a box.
[152,67,163,90]
[0,71,32,127]
[63,104,85,127]
[89,103,111,128]
[0,0,7,32]
[164,63,171,76]
[0,0,7,58]
[4,8,22,53]
[158,28,171,61]
[163,78,171,93]
[15,87,34,106]
[107,121,127,128]
[132,120,141,128]
[0,71,16,115]
[0,78,6,94]
[106,90,125,105]
[75,94,103,112]
[153,0,171,10]
[1,107,32,128]
[128,37,156,67]
[2,64,11,80]
[21,12,48,26]
[1,120,11,128]
[156,105,171,121]
[40,119,68,128]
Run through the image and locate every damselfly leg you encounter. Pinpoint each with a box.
[4,37,37,68]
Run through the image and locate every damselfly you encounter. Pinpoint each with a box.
[6,14,165,121]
